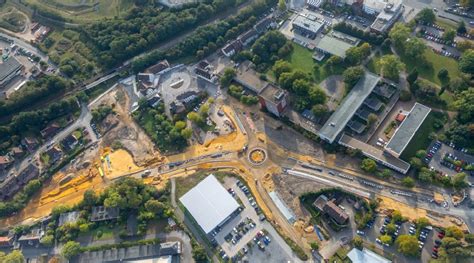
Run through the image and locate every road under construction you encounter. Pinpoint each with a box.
[0,102,470,253]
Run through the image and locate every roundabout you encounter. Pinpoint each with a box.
[248,148,267,166]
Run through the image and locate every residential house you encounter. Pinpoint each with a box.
[21,137,39,152]
[254,16,275,33]
[221,40,243,57]
[40,123,60,139]
[238,29,259,46]
[18,228,44,248]
[61,134,79,152]
[145,60,170,75]
[313,195,349,225]
[0,155,13,170]
[45,146,63,165]
[0,235,13,248]
[0,164,39,200]
[10,146,24,158]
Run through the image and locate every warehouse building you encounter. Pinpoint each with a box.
[292,15,324,39]
[0,57,23,87]
[179,174,240,234]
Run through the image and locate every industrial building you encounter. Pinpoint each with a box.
[0,57,23,87]
[292,15,324,39]
[385,103,431,158]
[179,174,240,234]
[347,248,392,263]
[315,31,360,59]
[365,0,404,33]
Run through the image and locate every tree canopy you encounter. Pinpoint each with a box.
[396,235,419,257]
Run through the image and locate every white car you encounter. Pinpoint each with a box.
[356,230,365,236]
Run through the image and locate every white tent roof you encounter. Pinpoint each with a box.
[179,174,239,233]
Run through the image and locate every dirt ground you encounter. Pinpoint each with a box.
[94,87,161,166]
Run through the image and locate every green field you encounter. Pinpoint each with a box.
[0,5,28,32]
[268,43,345,83]
[25,0,134,23]
[402,49,461,86]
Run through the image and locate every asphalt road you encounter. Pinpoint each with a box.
[402,0,474,25]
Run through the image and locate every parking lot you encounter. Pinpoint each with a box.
[418,25,461,60]
[356,214,442,262]
[213,177,303,262]
[426,141,474,178]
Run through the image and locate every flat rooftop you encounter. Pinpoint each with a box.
[319,72,380,143]
[316,31,360,58]
[234,62,268,93]
[292,15,324,33]
[385,103,431,157]
[179,174,239,234]
[259,83,286,103]
[0,57,22,82]
[347,248,392,263]
[339,134,410,174]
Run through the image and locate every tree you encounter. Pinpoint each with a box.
[351,236,363,250]
[443,29,456,43]
[192,245,208,262]
[404,38,426,60]
[445,226,464,240]
[416,8,436,24]
[389,23,410,50]
[415,217,430,229]
[312,104,328,117]
[386,223,397,235]
[345,43,371,65]
[187,112,204,126]
[396,235,419,257]
[452,172,467,188]
[40,234,54,246]
[391,210,403,223]
[82,189,98,207]
[457,20,467,34]
[325,56,343,73]
[377,169,392,178]
[380,234,393,245]
[181,128,193,139]
[145,199,165,215]
[465,233,474,244]
[418,167,434,182]
[272,60,292,80]
[368,113,378,125]
[407,68,419,85]
[278,0,286,11]
[459,50,474,74]
[220,68,236,87]
[343,66,364,88]
[361,158,377,173]
[0,250,25,263]
[402,177,415,187]
[308,86,327,105]
[309,242,319,250]
[378,55,405,80]
[437,68,450,86]
[61,241,81,259]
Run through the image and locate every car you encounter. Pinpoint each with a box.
[438,233,445,239]
[356,230,365,236]
[376,238,382,244]
[432,253,439,259]
[435,239,442,245]
[433,247,439,252]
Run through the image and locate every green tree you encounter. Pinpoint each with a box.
[391,210,403,223]
[459,50,474,74]
[361,158,377,173]
[437,68,450,86]
[415,150,427,158]
[309,242,319,250]
[377,169,392,178]
[144,199,165,215]
[402,177,415,188]
[308,86,327,105]
[386,223,397,235]
[415,217,430,229]
[220,68,236,87]
[445,226,464,240]
[187,112,204,126]
[457,20,467,34]
[312,104,328,117]
[452,172,467,188]
[61,241,82,259]
[465,233,474,244]
[272,60,292,80]
[380,234,393,245]
[40,234,54,246]
[443,29,456,43]
[192,245,208,262]
[368,113,378,125]
[396,235,419,257]
[406,68,419,85]
[353,236,363,250]
[343,66,364,88]
[378,55,405,80]
[416,8,436,24]
[417,167,434,183]
[278,0,287,11]
[404,38,426,60]
[389,23,410,50]
[0,250,25,263]
[181,128,193,139]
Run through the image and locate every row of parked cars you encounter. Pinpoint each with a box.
[431,230,446,259]
[236,180,265,219]
[224,217,256,246]
[424,141,442,163]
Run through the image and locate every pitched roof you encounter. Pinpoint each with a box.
[0,57,22,82]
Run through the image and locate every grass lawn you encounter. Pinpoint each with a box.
[24,0,133,23]
[329,247,351,263]
[400,112,437,161]
[436,18,457,31]
[90,225,115,241]
[402,49,461,86]
[268,43,345,83]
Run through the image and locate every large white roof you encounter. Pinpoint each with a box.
[179,174,239,233]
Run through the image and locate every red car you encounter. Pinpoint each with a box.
[433,247,439,252]
[438,233,445,239]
